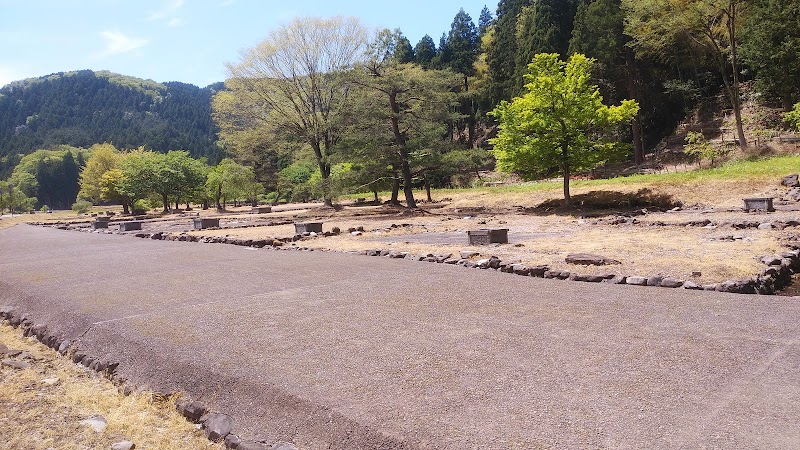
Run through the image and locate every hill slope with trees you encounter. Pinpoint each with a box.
[0,70,222,178]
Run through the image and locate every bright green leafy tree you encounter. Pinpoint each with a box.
[740,0,800,111]
[206,158,262,209]
[490,53,639,206]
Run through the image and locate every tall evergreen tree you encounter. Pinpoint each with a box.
[515,0,580,87]
[486,0,530,102]
[60,151,80,208]
[741,0,800,111]
[478,5,493,36]
[570,0,645,164]
[444,8,480,81]
[415,35,437,69]
[394,35,416,64]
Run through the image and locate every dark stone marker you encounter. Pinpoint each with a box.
[743,197,774,212]
[92,221,109,229]
[119,221,142,231]
[294,222,323,234]
[467,229,509,245]
[193,218,220,230]
[251,206,272,214]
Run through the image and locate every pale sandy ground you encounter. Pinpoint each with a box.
[185,205,793,285]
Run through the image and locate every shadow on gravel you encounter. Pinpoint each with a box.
[523,189,682,217]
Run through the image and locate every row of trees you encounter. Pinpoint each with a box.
[1,146,86,212]
[77,144,261,213]
[214,17,493,208]
[213,0,800,208]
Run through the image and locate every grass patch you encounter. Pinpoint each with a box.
[342,155,800,209]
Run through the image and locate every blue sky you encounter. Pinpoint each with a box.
[1,0,492,88]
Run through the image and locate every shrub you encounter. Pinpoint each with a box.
[131,199,148,215]
[39,205,50,213]
[684,131,722,167]
[786,103,800,131]
[71,200,92,214]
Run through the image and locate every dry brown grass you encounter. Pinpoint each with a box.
[183,207,787,284]
[0,323,222,450]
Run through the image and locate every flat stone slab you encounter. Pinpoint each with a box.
[1,225,799,449]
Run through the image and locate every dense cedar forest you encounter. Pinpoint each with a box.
[0,70,222,178]
[1,0,799,211]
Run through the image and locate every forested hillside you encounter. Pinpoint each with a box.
[0,70,222,178]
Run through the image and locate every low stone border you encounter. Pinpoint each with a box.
[595,216,800,230]
[0,307,297,450]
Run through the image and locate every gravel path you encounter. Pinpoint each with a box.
[1,224,799,449]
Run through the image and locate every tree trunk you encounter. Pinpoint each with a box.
[425,176,432,202]
[390,174,400,204]
[373,190,379,203]
[311,141,333,207]
[625,47,645,165]
[389,90,416,208]
[560,131,571,207]
[122,201,130,215]
[162,194,169,213]
[729,0,747,148]
[400,155,416,209]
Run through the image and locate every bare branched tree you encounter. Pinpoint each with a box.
[223,16,368,205]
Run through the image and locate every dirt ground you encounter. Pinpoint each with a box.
[176,204,791,284]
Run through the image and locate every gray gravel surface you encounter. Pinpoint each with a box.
[1,225,799,449]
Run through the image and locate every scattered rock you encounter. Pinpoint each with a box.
[625,276,648,286]
[270,443,298,450]
[203,413,233,441]
[758,222,774,230]
[459,251,479,259]
[0,347,22,357]
[565,253,621,266]
[762,256,783,266]
[41,377,60,386]
[111,441,136,450]
[2,359,30,369]
[786,188,800,202]
[57,340,71,355]
[176,399,208,423]
[569,273,605,282]
[224,434,242,449]
[781,173,799,187]
[660,277,684,288]
[529,265,549,277]
[602,275,626,284]
[511,264,530,276]
[80,415,107,433]
[683,280,702,290]
[646,276,664,286]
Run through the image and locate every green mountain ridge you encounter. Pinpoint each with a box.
[0,70,223,178]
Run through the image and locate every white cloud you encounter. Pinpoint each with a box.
[99,30,148,56]
[220,0,235,6]
[148,0,185,21]
[168,17,183,27]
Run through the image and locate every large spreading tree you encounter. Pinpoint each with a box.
[219,16,368,206]
[624,0,749,147]
[490,53,638,206]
